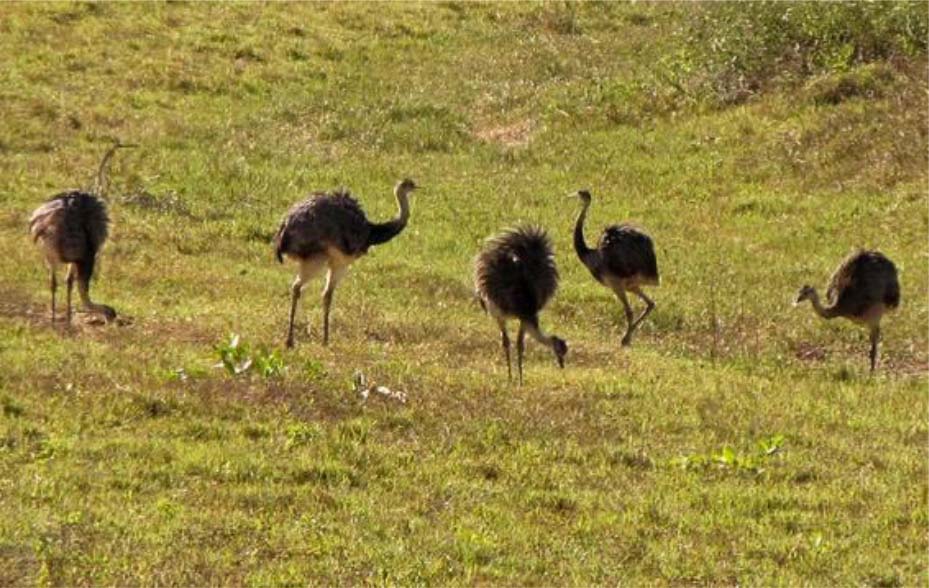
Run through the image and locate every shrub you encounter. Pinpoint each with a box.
[664,2,927,106]
[804,63,898,105]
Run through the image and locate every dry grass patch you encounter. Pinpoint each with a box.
[473,119,535,149]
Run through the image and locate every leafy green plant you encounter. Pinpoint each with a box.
[284,423,322,450]
[672,434,787,475]
[252,348,284,378]
[214,334,283,378]
[303,359,327,382]
[757,434,786,456]
[215,334,252,376]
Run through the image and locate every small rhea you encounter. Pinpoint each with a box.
[274,178,419,347]
[570,189,659,346]
[794,249,900,373]
[28,142,133,324]
[474,225,568,384]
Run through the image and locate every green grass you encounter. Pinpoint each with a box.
[1,3,926,585]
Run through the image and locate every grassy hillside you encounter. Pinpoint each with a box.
[1,3,926,585]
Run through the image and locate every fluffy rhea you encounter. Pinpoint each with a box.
[273,179,418,347]
[795,249,900,372]
[474,225,567,384]
[571,189,659,346]
[29,191,116,323]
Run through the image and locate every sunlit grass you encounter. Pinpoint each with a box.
[0,2,926,585]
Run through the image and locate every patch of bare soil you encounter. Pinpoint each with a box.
[0,284,214,346]
[473,119,535,148]
[882,355,929,378]
[0,284,50,327]
[792,341,827,362]
[790,336,927,377]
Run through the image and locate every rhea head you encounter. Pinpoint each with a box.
[794,285,816,306]
[395,178,419,198]
[100,304,118,322]
[552,336,568,368]
[568,189,592,204]
[86,303,117,323]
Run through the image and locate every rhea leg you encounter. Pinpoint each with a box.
[516,321,527,385]
[286,257,326,348]
[615,289,636,346]
[869,324,881,373]
[286,276,302,349]
[321,266,347,346]
[48,267,57,323]
[73,261,116,323]
[627,286,656,341]
[66,265,75,325]
[497,318,511,381]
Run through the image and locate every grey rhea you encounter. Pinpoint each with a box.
[474,225,568,384]
[29,192,116,323]
[570,189,659,346]
[28,143,132,324]
[794,249,900,372]
[273,178,418,347]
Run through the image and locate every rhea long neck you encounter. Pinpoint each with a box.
[805,289,839,319]
[93,146,118,197]
[393,187,411,227]
[380,187,411,235]
[366,186,411,247]
[573,199,600,272]
[93,143,133,198]
[525,320,559,349]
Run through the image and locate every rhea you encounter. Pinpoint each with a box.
[570,189,659,346]
[28,143,132,324]
[274,179,418,347]
[474,226,568,384]
[794,249,900,372]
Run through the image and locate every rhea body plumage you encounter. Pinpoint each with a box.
[274,179,418,347]
[474,226,567,384]
[571,189,659,346]
[28,144,131,324]
[795,249,900,372]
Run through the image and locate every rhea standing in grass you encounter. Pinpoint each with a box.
[474,226,568,384]
[274,179,419,347]
[28,142,133,324]
[570,189,659,346]
[795,249,900,372]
